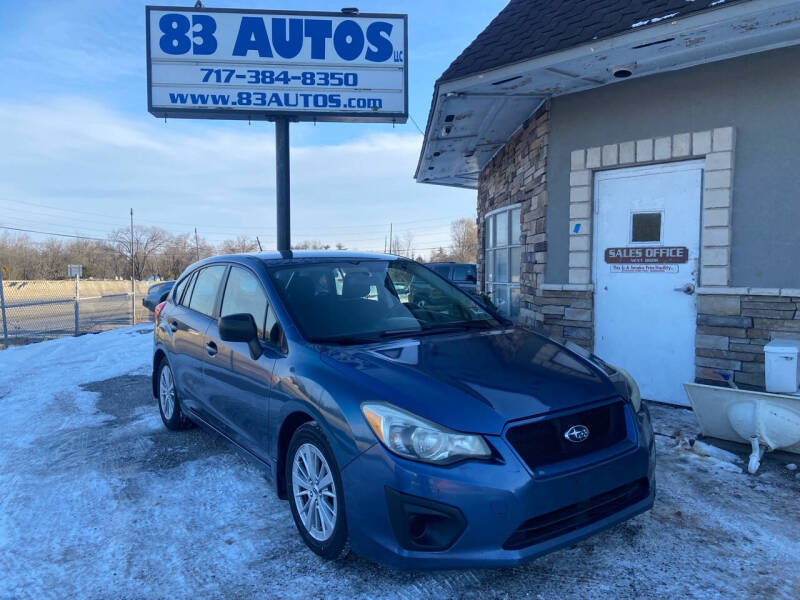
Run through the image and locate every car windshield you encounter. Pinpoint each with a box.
[267,259,504,344]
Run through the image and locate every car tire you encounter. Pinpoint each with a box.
[286,423,350,560]
[156,357,192,430]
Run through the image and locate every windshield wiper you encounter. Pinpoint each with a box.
[307,334,382,345]
[379,320,497,339]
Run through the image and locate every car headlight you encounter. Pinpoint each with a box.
[361,402,491,464]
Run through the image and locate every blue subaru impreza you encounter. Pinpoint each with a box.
[152,252,654,568]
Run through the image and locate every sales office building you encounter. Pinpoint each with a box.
[415,0,800,405]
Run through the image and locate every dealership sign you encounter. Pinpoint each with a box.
[146,6,407,122]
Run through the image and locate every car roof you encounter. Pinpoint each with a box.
[188,250,405,270]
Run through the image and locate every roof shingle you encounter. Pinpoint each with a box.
[439,0,744,82]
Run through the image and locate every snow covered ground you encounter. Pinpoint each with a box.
[1,326,798,599]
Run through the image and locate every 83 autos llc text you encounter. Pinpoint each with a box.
[146,6,407,121]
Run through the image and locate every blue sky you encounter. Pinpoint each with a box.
[0,0,507,254]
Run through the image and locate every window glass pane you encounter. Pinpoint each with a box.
[485,249,494,282]
[492,284,509,317]
[173,273,190,305]
[632,212,661,242]
[510,207,521,245]
[510,287,521,319]
[265,306,279,345]
[188,265,226,317]
[496,210,508,247]
[221,267,268,338]
[510,246,521,283]
[181,271,199,307]
[430,264,451,277]
[495,248,509,283]
[268,260,502,341]
[487,215,495,249]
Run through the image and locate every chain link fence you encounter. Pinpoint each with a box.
[0,277,154,349]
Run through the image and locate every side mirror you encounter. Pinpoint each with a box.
[218,313,262,360]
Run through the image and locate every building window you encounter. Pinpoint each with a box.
[631,212,662,243]
[485,204,521,318]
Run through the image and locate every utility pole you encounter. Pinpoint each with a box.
[389,223,393,255]
[275,118,291,253]
[194,227,200,261]
[130,208,135,325]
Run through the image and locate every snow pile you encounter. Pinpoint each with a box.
[0,326,152,448]
[682,438,744,473]
[632,12,679,28]
[1,331,798,599]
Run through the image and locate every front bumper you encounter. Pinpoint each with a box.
[341,403,655,569]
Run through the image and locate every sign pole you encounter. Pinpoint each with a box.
[130,208,135,325]
[275,118,291,253]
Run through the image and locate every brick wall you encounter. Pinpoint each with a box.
[696,293,800,390]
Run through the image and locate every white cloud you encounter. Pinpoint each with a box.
[0,97,475,253]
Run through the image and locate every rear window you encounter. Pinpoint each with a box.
[452,265,476,282]
[429,264,451,277]
[187,265,226,317]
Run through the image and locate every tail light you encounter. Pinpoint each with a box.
[154,301,167,322]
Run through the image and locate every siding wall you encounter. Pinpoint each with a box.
[547,45,800,288]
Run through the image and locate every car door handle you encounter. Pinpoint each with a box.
[674,283,696,295]
[169,320,179,332]
[205,341,218,357]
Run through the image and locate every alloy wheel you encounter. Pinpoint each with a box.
[159,365,175,420]
[292,443,338,541]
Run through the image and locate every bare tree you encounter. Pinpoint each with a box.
[220,235,259,255]
[292,240,331,250]
[450,218,478,263]
[391,231,414,258]
[110,226,171,279]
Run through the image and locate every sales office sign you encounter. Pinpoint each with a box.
[146,6,407,122]
[605,246,688,274]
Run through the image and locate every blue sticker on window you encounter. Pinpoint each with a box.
[573,223,581,234]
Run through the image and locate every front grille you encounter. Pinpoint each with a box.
[503,478,649,550]
[506,400,628,470]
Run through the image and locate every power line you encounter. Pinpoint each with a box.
[0,197,470,236]
[0,225,106,241]
[408,114,425,135]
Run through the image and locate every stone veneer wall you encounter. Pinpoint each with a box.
[535,289,594,350]
[477,102,549,315]
[476,102,594,349]
[696,290,800,390]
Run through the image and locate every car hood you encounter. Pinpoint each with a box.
[320,328,621,435]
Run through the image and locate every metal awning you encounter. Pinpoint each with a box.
[415,0,800,189]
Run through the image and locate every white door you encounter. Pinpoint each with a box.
[593,161,703,406]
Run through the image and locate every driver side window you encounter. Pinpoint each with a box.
[220,266,268,339]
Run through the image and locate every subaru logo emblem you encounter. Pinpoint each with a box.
[564,425,590,443]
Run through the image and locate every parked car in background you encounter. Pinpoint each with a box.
[142,280,174,311]
[424,262,478,294]
[152,252,654,569]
